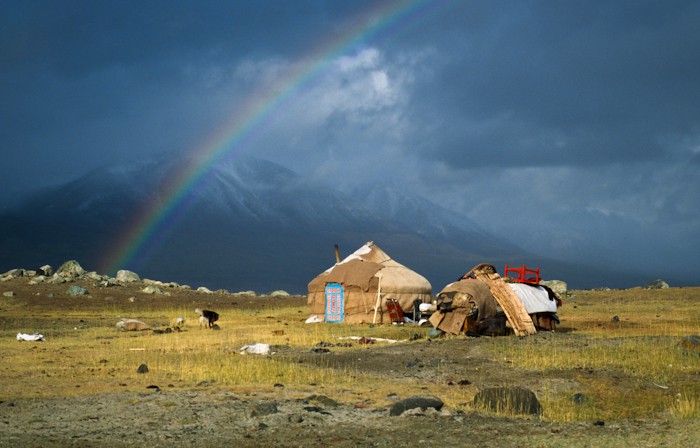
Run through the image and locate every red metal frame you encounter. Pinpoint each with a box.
[504,264,541,284]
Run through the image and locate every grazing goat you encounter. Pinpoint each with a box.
[194,308,219,328]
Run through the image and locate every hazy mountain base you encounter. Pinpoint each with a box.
[0,154,670,292]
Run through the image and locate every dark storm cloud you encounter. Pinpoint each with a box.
[400,0,700,168]
[1,1,699,281]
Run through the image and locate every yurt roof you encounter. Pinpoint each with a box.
[308,241,431,293]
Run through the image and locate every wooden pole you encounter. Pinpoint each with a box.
[372,274,383,324]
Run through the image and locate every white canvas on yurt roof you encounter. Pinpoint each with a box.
[307,241,432,324]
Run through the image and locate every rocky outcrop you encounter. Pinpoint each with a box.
[56,260,86,279]
[644,279,669,289]
[540,279,567,296]
[0,261,301,299]
[116,270,141,282]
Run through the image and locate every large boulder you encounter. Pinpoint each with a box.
[56,260,86,279]
[540,280,567,296]
[142,286,164,295]
[1,269,24,281]
[38,265,54,276]
[116,270,141,283]
[389,395,444,416]
[644,279,669,289]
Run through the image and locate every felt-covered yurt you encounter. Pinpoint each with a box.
[307,241,432,324]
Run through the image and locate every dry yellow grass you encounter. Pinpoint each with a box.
[1,284,698,423]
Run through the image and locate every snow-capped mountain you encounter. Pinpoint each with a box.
[0,153,651,292]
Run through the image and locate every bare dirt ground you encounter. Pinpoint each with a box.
[1,276,698,447]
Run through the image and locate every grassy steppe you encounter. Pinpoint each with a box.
[1,280,698,423]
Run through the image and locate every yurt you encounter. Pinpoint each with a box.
[307,241,432,324]
[430,263,561,336]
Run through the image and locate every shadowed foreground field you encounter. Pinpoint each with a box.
[0,276,698,447]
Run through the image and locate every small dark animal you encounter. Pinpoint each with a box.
[195,308,220,328]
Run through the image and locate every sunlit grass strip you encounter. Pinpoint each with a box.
[153,352,359,388]
[561,288,700,337]
[669,393,699,419]
[492,336,697,383]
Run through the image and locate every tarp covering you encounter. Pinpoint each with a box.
[438,279,501,320]
[507,283,558,314]
[307,242,432,324]
[431,264,561,336]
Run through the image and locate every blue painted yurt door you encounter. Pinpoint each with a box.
[324,282,344,323]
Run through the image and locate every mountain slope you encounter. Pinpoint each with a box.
[0,153,655,292]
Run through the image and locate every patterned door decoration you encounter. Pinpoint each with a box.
[324,282,344,323]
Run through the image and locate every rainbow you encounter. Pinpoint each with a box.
[99,0,433,275]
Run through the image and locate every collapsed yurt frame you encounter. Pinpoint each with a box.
[430,263,561,337]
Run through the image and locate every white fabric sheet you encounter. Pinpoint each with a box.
[507,283,557,314]
[17,333,45,341]
[239,343,272,355]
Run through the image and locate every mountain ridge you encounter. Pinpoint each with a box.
[0,153,660,293]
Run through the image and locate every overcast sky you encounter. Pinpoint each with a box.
[2,0,699,282]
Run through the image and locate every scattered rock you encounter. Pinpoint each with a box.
[428,328,444,339]
[56,260,86,279]
[304,406,332,415]
[310,347,331,354]
[251,401,278,417]
[84,271,103,281]
[141,286,164,295]
[28,276,46,285]
[389,395,444,416]
[197,287,213,294]
[3,291,15,297]
[644,279,669,289]
[48,275,67,284]
[269,290,290,297]
[473,386,543,416]
[136,364,149,374]
[305,395,339,408]
[116,270,141,283]
[38,265,53,276]
[95,279,118,287]
[571,393,588,405]
[540,279,568,296]
[406,358,423,368]
[288,414,304,424]
[2,269,24,280]
[233,290,257,296]
[67,285,89,296]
